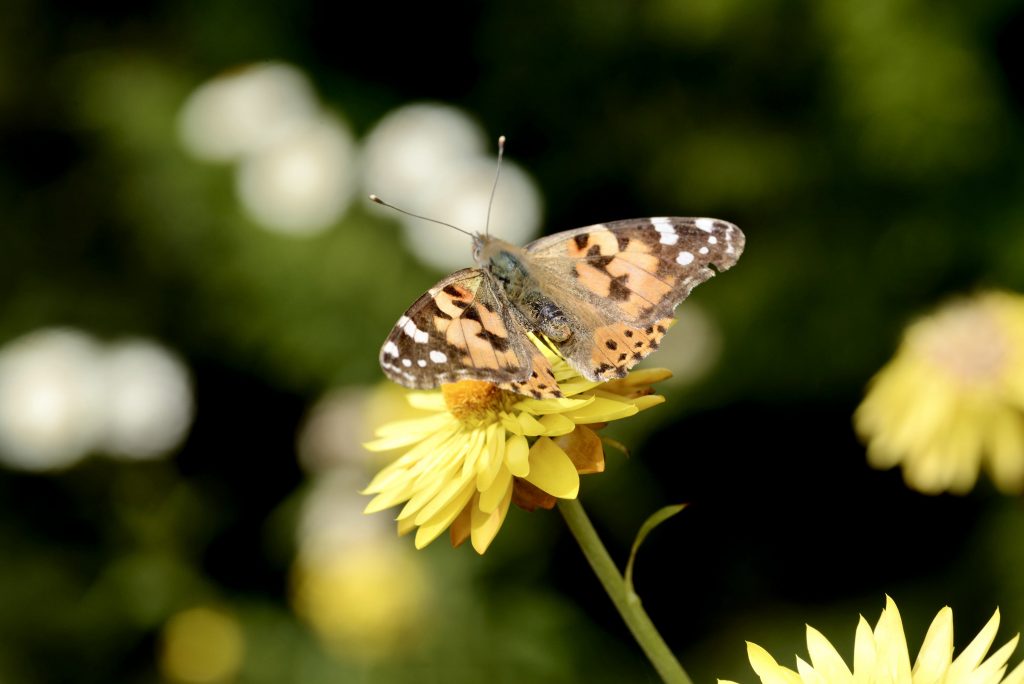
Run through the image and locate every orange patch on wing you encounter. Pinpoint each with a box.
[500,345,561,398]
[574,262,612,297]
[445,316,518,371]
[565,227,617,258]
[435,284,476,318]
[476,306,509,339]
[588,318,672,379]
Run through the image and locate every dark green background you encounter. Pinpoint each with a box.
[3,1,1024,682]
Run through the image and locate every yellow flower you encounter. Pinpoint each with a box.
[855,291,1024,494]
[721,596,1024,684]
[363,340,669,554]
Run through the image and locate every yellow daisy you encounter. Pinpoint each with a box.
[363,339,669,554]
[720,596,1024,684]
[855,291,1024,494]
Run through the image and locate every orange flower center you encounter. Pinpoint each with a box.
[441,380,509,420]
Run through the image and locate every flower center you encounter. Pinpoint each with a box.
[914,299,1009,386]
[441,380,509,421]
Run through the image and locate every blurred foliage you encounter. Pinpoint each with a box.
[3,0,1024,682]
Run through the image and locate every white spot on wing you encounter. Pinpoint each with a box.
[401,358,412,367]
[417,359,427,367]
[676,251,695,265]
[413,330,429,344]
[651,217,678,245]
[429,350,447,363]
[695,218,715,233]
[708,235,718,244]
[382,341,399,357]
[699,246,709,255]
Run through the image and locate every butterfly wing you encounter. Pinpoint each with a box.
[524,217,745,381]
[380,269,562,398]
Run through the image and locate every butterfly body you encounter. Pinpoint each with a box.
[381,217,745,398]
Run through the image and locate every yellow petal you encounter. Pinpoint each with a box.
[873,597,911,682]
[557,379,603,396]
[413,479,477,549]
[460,428,487,479]
[512,396,595,414]
[405,392,447,411]
[471,483,513,554]
[396,464,457,521]
[914,606,953,682]
[363,480,417,513]
[524,437,579,499]
[806,624,852,681]
[852,615,878,677]
[501,412,524,435]
[476,422,506,491]
[397,516,416,536]
[971,635,1019,684]
[795,656,829,684]
[505,434,530,477]
[949,608,1000,678]
[449,498,473,548]
[362,431,430,452]
[632,394,666,411]
[562,397,638,423]
[362,427,460,492]
[479,465,512,513]
[1003,657,1024,684]
[538,413,576,436]
[371,411,453,439]
[556,425,605,474]
[413,469,475,526]
[747,642,801,684]
[517,412,547,436]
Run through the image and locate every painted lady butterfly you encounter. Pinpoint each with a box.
[380,214,745,399]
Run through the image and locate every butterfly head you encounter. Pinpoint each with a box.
[471,233,517,269]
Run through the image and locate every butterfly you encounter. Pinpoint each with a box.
[380,215,745,399]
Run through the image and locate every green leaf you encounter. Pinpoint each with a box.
[624,504,687,597]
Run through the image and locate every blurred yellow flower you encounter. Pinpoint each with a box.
[363,340,669,554]
[721,596,1024,684]
[291,539,431,661]
[855,291,1024,494]
[159,606,245,684]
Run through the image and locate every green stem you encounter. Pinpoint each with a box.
[557,498,692,684]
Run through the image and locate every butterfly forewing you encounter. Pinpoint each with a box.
[522,217,745,381]
[379,268,563,397]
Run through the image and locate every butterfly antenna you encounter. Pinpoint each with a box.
[368,194,475,238]
[484,135,505,238]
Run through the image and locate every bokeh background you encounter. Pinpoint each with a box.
[3,1,1024,682]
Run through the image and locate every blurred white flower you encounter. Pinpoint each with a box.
[100,339,193,460]
[361,102,543,270]
[177,62,319,162]
[235,113,357,235]
[296,469,391,558]
[0,329,106,471]
[0,328,196,471]
[405,155,543,271]
[361,103,487,206]
[297,388,372,473]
